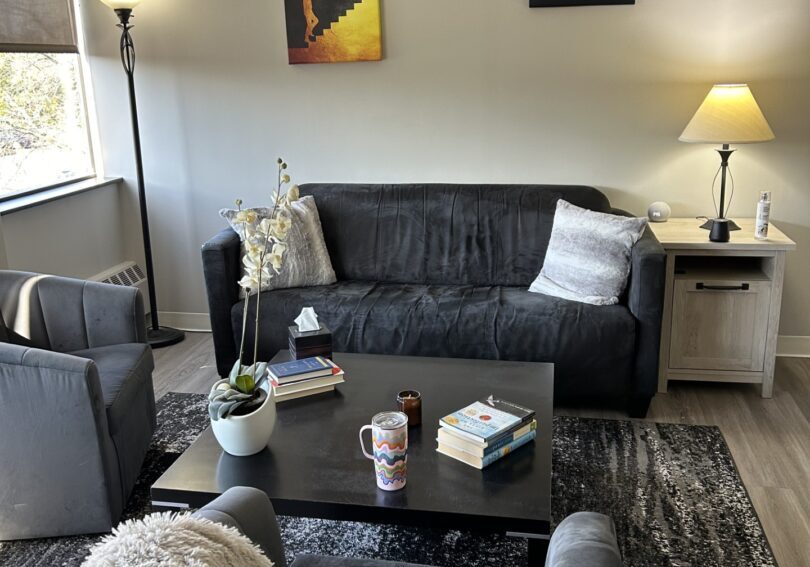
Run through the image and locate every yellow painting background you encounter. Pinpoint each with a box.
[288,0,382,64]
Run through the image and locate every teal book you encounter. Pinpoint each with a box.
[480,430,536,468]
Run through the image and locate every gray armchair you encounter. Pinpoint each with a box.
[196,488,623,567]
[0,270,156,540]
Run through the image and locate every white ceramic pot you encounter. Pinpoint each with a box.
[211,383,276,456]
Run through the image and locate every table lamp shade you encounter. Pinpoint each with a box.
[679,84,774,144]
[99,0,142,9]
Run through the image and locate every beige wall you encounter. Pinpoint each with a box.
[79,0,810,335]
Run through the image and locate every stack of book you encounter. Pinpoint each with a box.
[268,356,344,402]
[436,396,537,469]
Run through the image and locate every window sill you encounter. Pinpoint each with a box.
[0,177,123,216]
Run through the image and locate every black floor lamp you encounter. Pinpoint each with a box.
[99,0,184,348]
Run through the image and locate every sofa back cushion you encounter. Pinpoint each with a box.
[299,184,612,287]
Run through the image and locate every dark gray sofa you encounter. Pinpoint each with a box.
[0,270,156,540]
[202,184,665,417]
[196,487,623,567]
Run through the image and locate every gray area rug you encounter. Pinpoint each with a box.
[0,392,776,567]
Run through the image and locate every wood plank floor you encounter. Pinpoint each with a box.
[153,332,810,567]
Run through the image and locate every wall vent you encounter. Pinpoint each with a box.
[90,261,149,304]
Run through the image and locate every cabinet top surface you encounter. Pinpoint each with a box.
[649,218,796,251]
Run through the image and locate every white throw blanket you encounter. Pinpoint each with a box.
[82,512,274,567]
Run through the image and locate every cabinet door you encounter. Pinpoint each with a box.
[669,279,771,372]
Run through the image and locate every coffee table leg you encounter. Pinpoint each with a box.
[527,536,549,566]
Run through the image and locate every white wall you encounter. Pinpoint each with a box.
[79,0,810,336]
[0,184,126,279]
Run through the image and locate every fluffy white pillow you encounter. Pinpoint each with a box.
[83,511,273,566]
[220,196,336,292]
[530,200,646,305]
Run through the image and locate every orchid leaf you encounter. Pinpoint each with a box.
[234,374,255,394]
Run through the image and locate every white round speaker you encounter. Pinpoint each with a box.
[647,201,671,223]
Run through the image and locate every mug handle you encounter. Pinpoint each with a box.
[359,425,375,460]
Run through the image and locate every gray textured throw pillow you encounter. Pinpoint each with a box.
[529,200,646,306]
[220,196,337,292]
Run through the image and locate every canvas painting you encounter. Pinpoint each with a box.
[284,0,382,64]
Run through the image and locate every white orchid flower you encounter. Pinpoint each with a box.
[235,210,257,224]
[268,242,287,272]
[286,185,300,203]
[273,216,292,240]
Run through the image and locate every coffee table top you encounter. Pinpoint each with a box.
[152,352,553,535]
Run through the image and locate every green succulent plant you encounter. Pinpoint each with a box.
[208,360,269,421]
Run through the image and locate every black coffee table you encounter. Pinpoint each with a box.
[151,352,554,565]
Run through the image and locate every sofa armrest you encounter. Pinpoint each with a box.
[194,487,287,567]
[546,512,622,567]
[626,226,666,411]
[0,343,119,538]
[202,228,242,376]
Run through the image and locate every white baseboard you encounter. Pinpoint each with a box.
[147,311,810,357]
[776,335,810,358]
[154,312,212,332]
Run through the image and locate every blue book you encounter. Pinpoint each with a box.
[481,431,536,468]
[268,356,339,384]
[437,431,537,469]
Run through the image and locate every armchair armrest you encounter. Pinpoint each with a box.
[0,343,119,537]
[546,512,623,567]
[202,228,242,377]
[626,226,666,412]
[194,486,287,567]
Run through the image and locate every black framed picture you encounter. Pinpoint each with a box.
[530,0,634,6]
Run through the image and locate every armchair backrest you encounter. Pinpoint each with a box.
[0,270,146,352]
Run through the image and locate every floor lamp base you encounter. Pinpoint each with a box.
[147,326,186,348]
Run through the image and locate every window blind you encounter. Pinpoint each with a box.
[0,0,78,53]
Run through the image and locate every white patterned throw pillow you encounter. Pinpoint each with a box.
[529,200,647,305]
[220,196,337,292]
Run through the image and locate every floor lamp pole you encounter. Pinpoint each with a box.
[115,9,184,348]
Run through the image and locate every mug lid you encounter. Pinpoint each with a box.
[372,411,408,430]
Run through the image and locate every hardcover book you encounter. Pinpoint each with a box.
[439,395,535,444]
[268,356,340,384]
[437,430,537,469]
[437,420,538,458]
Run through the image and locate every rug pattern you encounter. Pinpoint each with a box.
[0,393,776,567]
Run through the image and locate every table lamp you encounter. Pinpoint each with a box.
[98,0,185,347]
[679,84,775,242]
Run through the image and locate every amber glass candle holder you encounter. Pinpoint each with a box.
[396,390,422,427]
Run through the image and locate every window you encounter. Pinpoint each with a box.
[0,51,94,197]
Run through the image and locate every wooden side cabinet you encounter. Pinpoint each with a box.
[650,218,796,398]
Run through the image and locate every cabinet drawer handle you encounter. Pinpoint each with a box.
[695,283,750,291]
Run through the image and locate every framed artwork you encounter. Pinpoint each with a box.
[284,0,382,64]
[530,0,634,6]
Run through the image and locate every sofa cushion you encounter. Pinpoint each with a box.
[530,200,646,306]
[69,343,154,435]
[234,282,636,402]
[299,184,612,287]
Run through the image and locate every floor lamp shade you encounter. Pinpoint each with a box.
[99,0,142,9]
[679,84,774,144]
